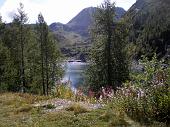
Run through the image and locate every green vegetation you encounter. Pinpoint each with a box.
[125,0,170,59]
[51,84,74,99]
[86,0,129,92]
[0,0,169,126]
[65,103,88,115]
[110,55,170,125]
[44,104,56,109]
[0,93,141,127]
[0,3,63,94]
[84,0,170,126]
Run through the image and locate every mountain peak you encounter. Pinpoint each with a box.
[66,7,126,36]
[67,7,96,27]
[49,6,126,46]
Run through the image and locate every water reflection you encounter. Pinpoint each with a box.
[62,62,87,89]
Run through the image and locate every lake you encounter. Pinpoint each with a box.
[62,62,88,90]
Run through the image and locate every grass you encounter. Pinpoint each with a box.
[65,103,88,115]
[44,104,56,109]
[0,92,143,127]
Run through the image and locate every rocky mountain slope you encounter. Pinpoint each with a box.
[49,7,126,47]
[49,7,126,59]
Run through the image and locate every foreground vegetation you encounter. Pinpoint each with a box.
[0,93,137,127]
[112,55,170,126]
[0,90,168,127]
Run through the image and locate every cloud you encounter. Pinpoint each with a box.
[0,0,136,24]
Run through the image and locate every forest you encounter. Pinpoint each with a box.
[0,0,169,126]
[0,3,63,95]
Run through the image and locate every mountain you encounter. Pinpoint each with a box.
[66,7,96,37]
[49,7,126,59]
[50,1,170,59]
[125,0,170,58]
[50,7,126,36]
[49,7,126,45]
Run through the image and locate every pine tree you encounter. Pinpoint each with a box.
[86,0,129,92]
[13,3,28,92]
[37,13,46,95]
[0,15,18,91]
[36,13,61,95]
[0,4,62,94]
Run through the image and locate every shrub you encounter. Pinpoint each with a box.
[51,84,74,99]
[114,54,170,125]
[65,103,88,115]
[44,104,56,109]
[99,105,129,126]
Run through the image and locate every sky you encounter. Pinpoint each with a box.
[0,0,136,25]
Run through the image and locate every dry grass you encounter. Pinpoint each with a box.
[65,103,88,115]
[0,92,143,127]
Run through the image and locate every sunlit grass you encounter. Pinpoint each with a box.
[65,103,88,115]
[0,92,142,127]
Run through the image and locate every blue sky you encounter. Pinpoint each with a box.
[0,0,5,7]
[0,0,136,24]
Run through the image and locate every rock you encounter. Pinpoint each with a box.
[33,98,105,112]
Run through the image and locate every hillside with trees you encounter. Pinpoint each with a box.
[125,0,170,59]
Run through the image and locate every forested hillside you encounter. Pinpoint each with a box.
[125,0,170,59]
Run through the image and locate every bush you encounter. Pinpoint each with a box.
[44,104,55,109]
[99,104,129,126]
[114,54,170,125]
[65,103,88,115]
[51,84,74,99]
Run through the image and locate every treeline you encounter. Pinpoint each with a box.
[124,0,170,60]
[86,0,170,92]
[0,3,63,95]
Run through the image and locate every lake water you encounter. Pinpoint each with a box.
[62,62,87,90]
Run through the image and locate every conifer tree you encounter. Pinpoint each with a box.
[13,3,28,92]
[37,13,46,95]
[37,13,60,95]
[86,0,129,92]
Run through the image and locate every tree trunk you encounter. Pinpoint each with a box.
[20,24,26,92]
[107,32,112,87]
[40,25,46,95]
[44,33,49,95]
